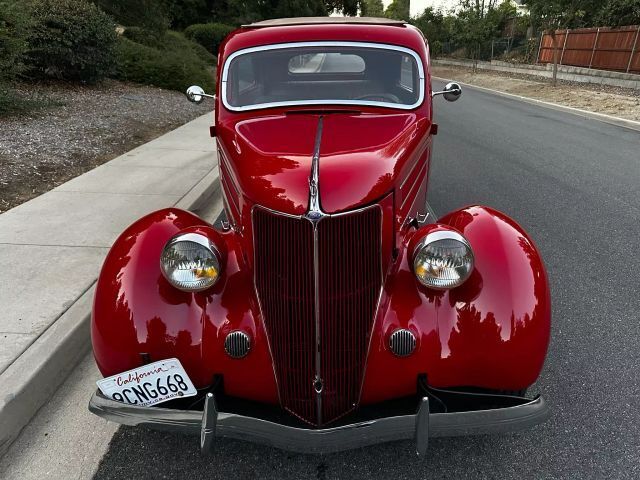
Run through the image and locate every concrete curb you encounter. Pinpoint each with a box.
[0,285,94,455]
[175,168,221,211]
[0,168,220,458]
[432,75,640,133]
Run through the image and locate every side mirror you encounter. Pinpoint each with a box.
[432,82,462,102]
[186,85,215,104]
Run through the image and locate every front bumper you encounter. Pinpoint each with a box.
[89,390,549,456]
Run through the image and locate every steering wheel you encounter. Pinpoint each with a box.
[353,93,401,103]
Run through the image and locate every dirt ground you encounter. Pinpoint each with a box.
[0,80,210,213]
[432,65,640,122]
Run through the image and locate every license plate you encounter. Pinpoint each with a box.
[96,358,197,407]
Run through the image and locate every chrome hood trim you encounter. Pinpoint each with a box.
[304,116,326,225]
[304,115,325,425]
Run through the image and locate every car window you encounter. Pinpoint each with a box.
[288,53,366,74]
[235,55,256,93]
[399,56,414,92]
[223,42,424,111]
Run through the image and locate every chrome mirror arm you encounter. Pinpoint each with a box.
[432,89,460,97]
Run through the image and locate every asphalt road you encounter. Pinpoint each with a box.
[4,82,640,479]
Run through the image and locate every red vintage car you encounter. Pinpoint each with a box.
[89,17,551,456]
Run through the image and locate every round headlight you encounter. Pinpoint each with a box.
[160,233,221,292]
[413,230,474,289]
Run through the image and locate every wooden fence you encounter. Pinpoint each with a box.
[537,25,640,74]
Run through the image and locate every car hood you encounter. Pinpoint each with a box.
[224,112,429,215]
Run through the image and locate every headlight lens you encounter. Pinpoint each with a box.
[413,230,474,289]
[160,233,221,292]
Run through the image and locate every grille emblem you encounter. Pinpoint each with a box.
[313,376,324,393]
[389,329,417,357]
[224,331,251,358]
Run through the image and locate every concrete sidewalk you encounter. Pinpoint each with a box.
[0,112,220,455]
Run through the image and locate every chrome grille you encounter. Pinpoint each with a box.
[253,206,382,426]
[254,209,316,423]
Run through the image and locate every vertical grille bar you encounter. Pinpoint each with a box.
[253,205,382,426]
[254,208,316,423]
[318,206,381,424]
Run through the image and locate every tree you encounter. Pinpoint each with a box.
[360,0,383,17]
[208,0,237,24]
[163,0,212,29]
[325,0,360,16]
[94,0,169,35]
[452,0,511,71]
[596,0,640,27]
[525,0,577,86]
[385,0,410,20]
[412,7,450,56]
[228,0,327,24]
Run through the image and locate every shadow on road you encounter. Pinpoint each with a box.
[92,425,535,479]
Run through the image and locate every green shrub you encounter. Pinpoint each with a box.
[184,23,235,55]
[122,28,215,63]
[0,0,29,84]
[113,36,214,92]
[25,0,117,83]
[164,30,216,64]
[164,0,214,30]
[122,26,164,49]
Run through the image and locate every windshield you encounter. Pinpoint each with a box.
[222,42,424,111]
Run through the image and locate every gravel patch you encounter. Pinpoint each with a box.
[432,65,640,122]
[0,80,210,213]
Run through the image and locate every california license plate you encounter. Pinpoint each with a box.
[96,358,197,406]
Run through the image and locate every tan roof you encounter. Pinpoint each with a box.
[244,17,407,28]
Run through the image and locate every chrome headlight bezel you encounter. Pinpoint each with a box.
[160,232,222,292]
[412,230,474,290]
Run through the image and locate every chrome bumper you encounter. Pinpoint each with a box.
[89,390,549,456]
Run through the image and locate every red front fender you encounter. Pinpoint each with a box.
[91,208,279,404]
[360,205,551,404]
